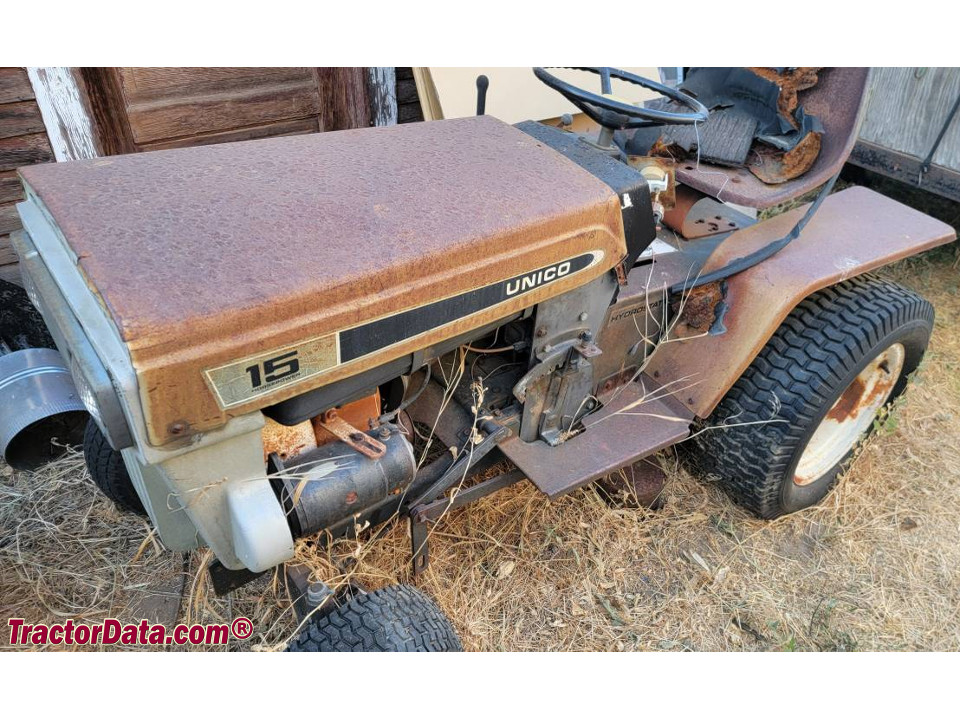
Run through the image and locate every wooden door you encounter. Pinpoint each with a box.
[81,67,374,154]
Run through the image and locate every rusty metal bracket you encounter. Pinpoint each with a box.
[315,409,386,459]
[413,469,526,524]
[406,422,511,575]
[409,468,526,575]
[513,336,601,403]
[663,185,753,239]
[410,515,430,574]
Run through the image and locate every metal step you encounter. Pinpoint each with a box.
[499,377,693,499]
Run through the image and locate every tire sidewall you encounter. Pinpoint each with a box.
[778,319,930,513]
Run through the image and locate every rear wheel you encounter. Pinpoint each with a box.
[690,276,933,519]
[286,584,461,652]
[83,419,145,515]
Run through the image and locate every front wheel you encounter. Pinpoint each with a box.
[83,419,145,515]
[286,584,461,652]
[690,275,933,519]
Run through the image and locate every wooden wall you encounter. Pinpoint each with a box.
[396,68,424,123]
[81,67,379,154]
[0,68,53,284]
[860,68,960,171]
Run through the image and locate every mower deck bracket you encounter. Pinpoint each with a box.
[409,452,522,575]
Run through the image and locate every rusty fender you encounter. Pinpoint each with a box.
[646,186,956,419]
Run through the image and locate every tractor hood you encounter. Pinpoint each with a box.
[18,115,628,445]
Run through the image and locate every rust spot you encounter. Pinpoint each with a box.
[826,376,866,422]
[747,67,823,126]
[597,461,666,510]
[312,392,382,447]
[262,416,316,463]
[674,281,724,337]
[345,491,358,505]
[827,367,895,424]
[749,131,823,185]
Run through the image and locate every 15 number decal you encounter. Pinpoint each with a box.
[245,350,300,389]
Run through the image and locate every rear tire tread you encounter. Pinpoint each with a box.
[691,275,932,518]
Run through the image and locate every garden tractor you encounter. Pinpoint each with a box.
[2,68,954,651]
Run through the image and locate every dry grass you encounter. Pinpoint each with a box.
[2,186,959,651]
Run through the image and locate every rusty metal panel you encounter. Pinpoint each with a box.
[647,186,956,419]
[500,377,692,499]
[19,116,628,445]
[675,68,870,209]
[662,184,752,239]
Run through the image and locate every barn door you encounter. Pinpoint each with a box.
[81,67,374,155]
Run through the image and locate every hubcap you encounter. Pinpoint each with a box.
[794,343,905,486]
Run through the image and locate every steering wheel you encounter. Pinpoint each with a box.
[533,67,708,134]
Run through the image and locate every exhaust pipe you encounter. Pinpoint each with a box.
[0,348,87,470]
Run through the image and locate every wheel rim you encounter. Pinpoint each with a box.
[794,343,905,486]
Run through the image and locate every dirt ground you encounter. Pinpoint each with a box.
[2,175,958,651]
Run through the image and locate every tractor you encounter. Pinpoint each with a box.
[1,67,954,650]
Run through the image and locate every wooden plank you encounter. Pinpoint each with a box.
[367,67,397,127]
[0,233,18,265]
[78,68,138,155]
[0,203,21,235]
[315,68,371,131]
[142,116,319,151]
[0,260,22,286]
[0,133,53,172]
[0,170,22,204]
[118,67,321,144]
[398,103,424,124]
[26,67,100,161]
[411,68,442,121]
[396,77,420,105]
[396,68,423,124]
[0,100,45,140]
[0,68,34,104]
[860,67,960,170]
[850,140,960,203]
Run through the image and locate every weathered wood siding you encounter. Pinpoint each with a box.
[860,68,960,170]
[396,68,424,123]
[0,68,54,284]
[80,67,400,153]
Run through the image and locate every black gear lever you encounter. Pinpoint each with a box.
[476,75,489,116]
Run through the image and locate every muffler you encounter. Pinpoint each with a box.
[0,347,87,470]
[272,424,417,538]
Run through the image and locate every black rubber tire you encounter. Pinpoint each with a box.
[690,275,933,519]
[82,419,145,515]
[286,584,462,652]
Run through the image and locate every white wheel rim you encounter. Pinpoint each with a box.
[794,343,905,487]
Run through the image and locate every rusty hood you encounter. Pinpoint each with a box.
[19,116,627,445]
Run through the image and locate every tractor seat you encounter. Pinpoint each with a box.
[673,67,870,209]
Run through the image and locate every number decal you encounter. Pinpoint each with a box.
[245,351,300,388]
[204,335,338,409]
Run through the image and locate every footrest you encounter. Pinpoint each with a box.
[499,377,693,499]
